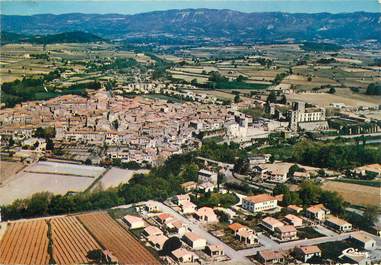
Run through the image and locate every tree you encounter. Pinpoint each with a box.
[266,91,277,103]
[298,181,321,206]
[217,172,226,191]
[215,210,230,223]
[234,158,250,175]
[84,158,92,165]
[112,158,122,167]
[46,138,54,150]
[34,127,56,139]
[363,205,379,226]
[328,87,336,94]
[320,190,345,214]
[112,120,119,130]
[288,164,301,177]
[8,137,15,146]
[26,192,51,217]
[161,237,182,256]
[236,75,248,82]
[234,94,241,103]
[366,83,381,95]
[273,183,289,196]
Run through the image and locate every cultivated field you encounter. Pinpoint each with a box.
[51,216,102,264]
[0,220,49,265]
[321,181,381,207]
[287,92,380,108]
[98,167,149,190]
[78,212,159,265]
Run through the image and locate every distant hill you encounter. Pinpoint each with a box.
[1,10,381,44]
[1,31,104,45]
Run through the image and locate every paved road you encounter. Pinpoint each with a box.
[314,225,338,237]
[237,232,353,257]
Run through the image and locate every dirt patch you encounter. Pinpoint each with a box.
[0,161,26,183]
[321,181,381,207]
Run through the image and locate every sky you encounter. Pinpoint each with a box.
[1,0,381,15]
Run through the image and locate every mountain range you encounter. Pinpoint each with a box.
[1,9,380,44]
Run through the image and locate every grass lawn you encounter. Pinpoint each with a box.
[297,227,325,239]
[318,240,354,261]
[108,207,138,219]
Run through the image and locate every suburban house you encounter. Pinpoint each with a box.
[287,205,303,214]
[181,181,198,192]
[294,245,322,262]
[253,162,293,183]
[181,201,197,214]
[123,215,145,229]
[284,214,303,227]
[257,250,285,264]
[236,229,258,245]
[325,217,352,233]
[205,244,224,257]
[292,171,311,182]
[242,194,278,213]
[275,225,298,241]
[306,204,330,221]
[194,207,218,223]
[156,213,174,224]
[261,217,284,231]
[182,232,207,250]
[165,219,188,236]
[171,248,199,263]
[174,194,191,206]
[228,223,248,234]
[147,234,168,250]
[350,232,377,250]
[145,201,159,212]
[198,169,218,184]
[143,226,163,237]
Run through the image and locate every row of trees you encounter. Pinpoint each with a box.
[366,83,381,95]
[273,182,346,215]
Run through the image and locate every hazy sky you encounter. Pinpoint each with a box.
[1,0,381,15]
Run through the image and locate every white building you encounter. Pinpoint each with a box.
[289,102,328,131]
[242,194,278,213]
[123,215,145,229]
